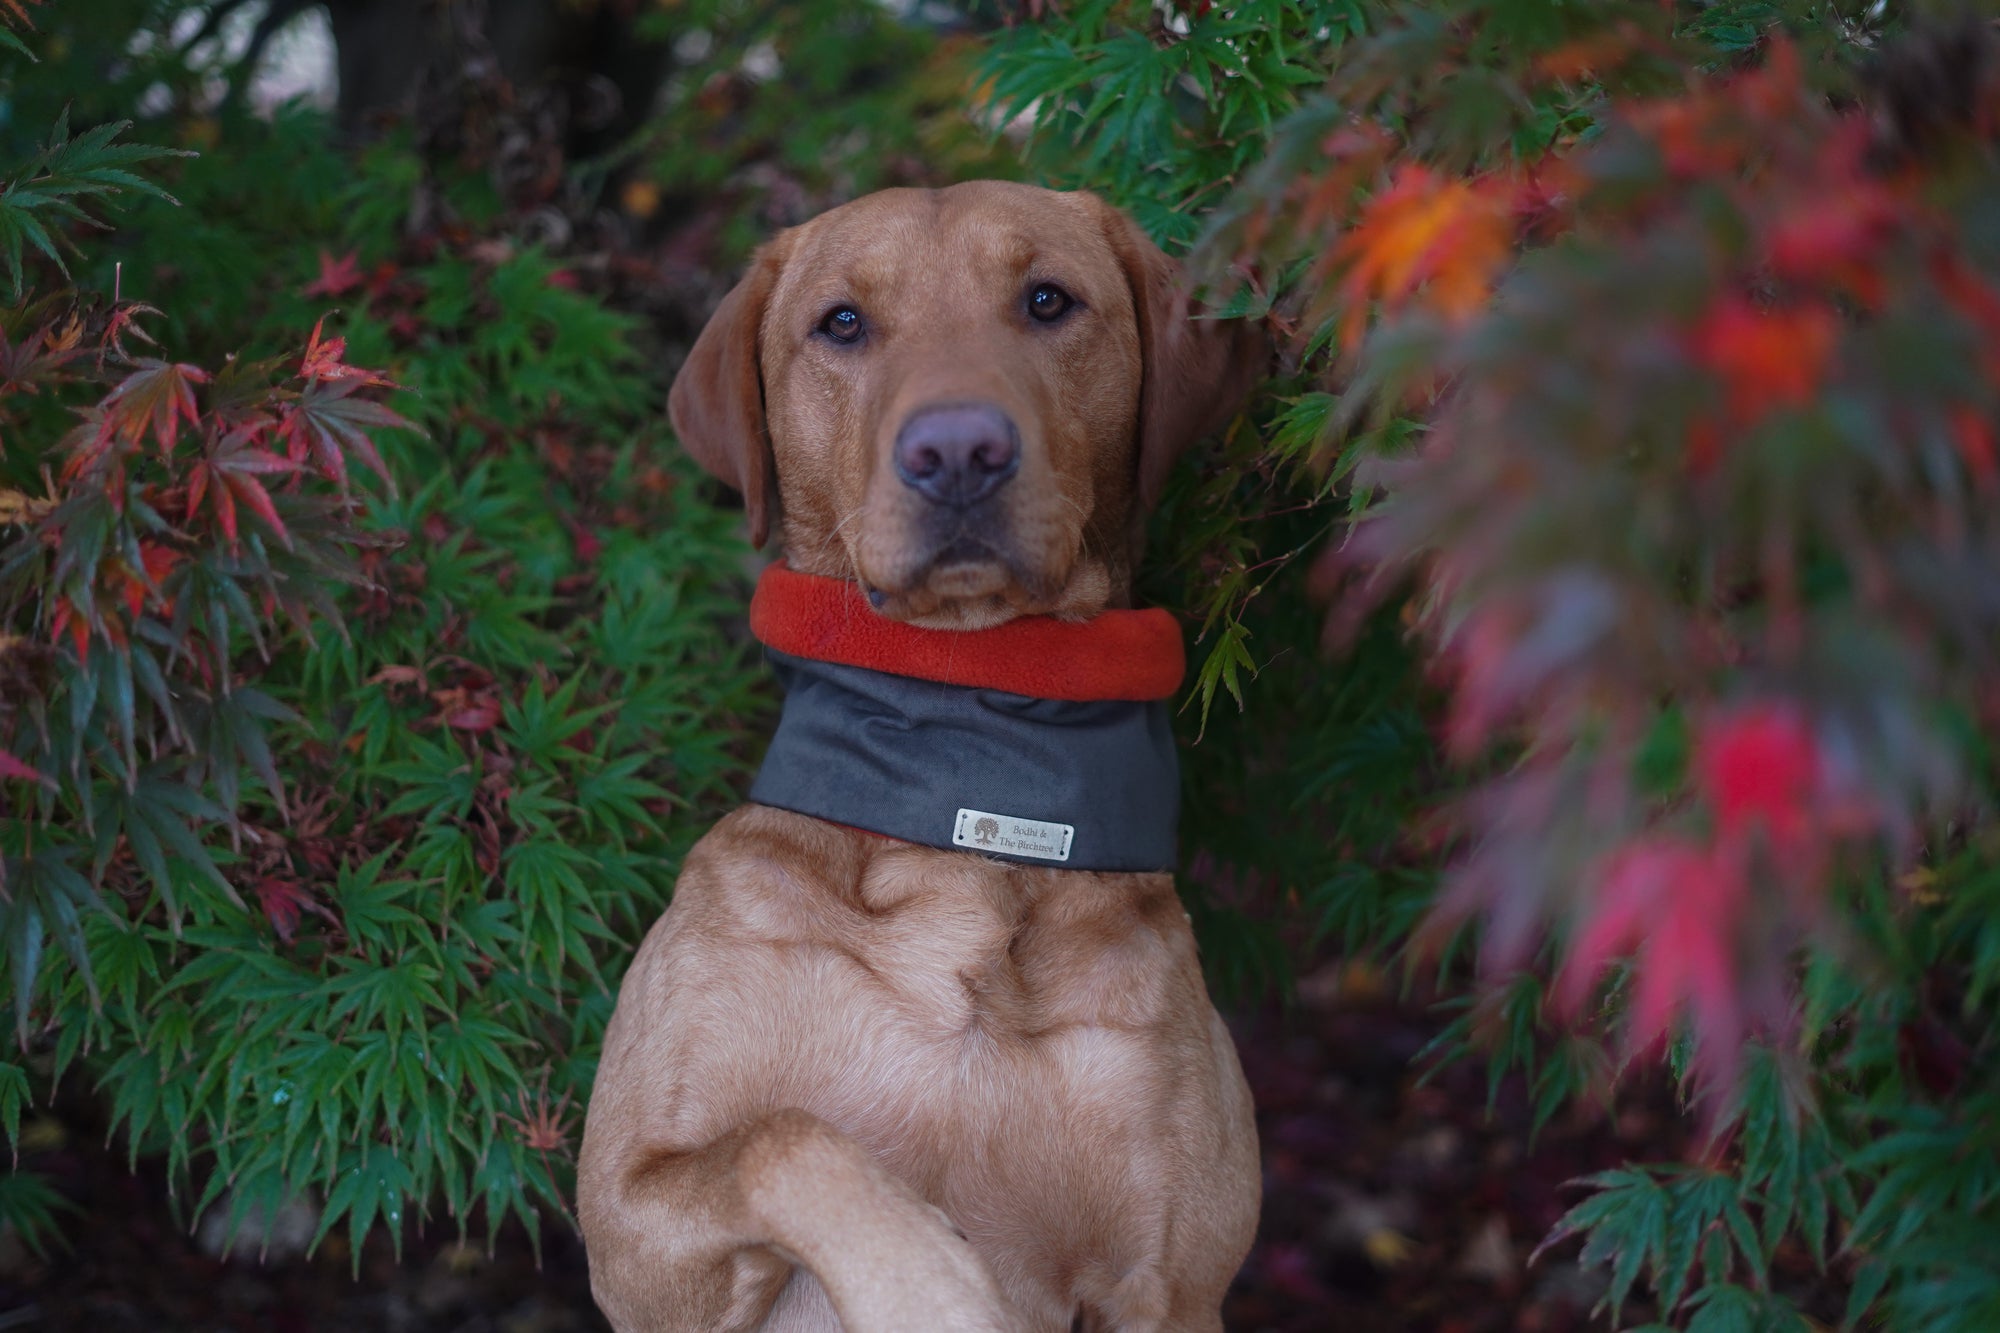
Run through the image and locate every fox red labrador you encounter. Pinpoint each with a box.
[578,180,1264,1332]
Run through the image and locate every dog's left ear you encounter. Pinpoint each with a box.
[1094,199,1268,511]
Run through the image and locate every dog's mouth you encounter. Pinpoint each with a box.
[851,514,1076,626]
[861,542,1058,626]
[932,540,1063,600]
[925,534,1016,584]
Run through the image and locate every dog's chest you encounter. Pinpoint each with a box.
[854,848,1189,1034]
[779,848,1201,1153]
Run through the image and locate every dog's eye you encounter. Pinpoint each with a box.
[1027,283,1074,323]
[818,306,864,343]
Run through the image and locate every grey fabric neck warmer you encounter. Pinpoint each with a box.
[747,651,1181,873]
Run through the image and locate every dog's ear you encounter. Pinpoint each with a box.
[1094,199,1267,512]
[668,236,793,548]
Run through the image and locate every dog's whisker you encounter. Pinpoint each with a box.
[829,503,869,539]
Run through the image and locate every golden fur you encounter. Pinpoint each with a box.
[577,180,1264,1332]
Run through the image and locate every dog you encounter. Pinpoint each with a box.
[577,180,1265,1332]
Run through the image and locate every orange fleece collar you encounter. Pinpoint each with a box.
[748,562,1185,703]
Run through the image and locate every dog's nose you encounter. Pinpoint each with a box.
[893,403,1020,508]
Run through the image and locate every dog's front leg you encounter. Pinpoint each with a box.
[581,1106,1020,1333]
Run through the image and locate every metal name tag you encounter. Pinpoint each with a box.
[952,807,1074,862]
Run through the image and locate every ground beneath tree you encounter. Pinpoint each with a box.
[2,959,1703,1332]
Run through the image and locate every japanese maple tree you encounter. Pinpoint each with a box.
[991,0,2000,1325]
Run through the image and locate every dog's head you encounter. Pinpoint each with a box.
[668,181,1263,628]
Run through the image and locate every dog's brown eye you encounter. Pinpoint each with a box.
[818,306,864,343]
[1027,283,1073,323]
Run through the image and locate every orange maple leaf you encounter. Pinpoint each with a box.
[1534,22,1647,83]
[1331,166,1513,350]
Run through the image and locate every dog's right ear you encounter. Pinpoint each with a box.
[668,237,792,549]
[1089,198,1268,515]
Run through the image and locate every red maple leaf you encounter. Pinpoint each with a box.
[100,301,161,362]
[1689,297,1838,425]
[297,316,391,386]
[1438,607,1523,756]
[104,536,187,620]
[1765,132,1897,308]
[115,540,181,619]
[303,249,364,300]
[1558,837,1751,1086]
[444,697,503,732]
[0,316,87,406]
[298,316,349,383]
[99,359,209,454]
[1951,407,1997,491]
[367,664,426,689]
[562,513,603,564]
[187,429,299,549]
[251,874,337,943]
[278,378,406,491]
[0,747,51,786]
[48,595,89,664]
[1695,703,1822,851]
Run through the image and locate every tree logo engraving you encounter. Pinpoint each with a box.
[972,816,1000,846]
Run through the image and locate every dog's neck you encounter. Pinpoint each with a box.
[745,562,1184,872]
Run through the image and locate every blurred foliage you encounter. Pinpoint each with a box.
[984,0,1450,998]
[625,0,1021,260]
[0,0,215,143]
[990,0,2000,1327]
